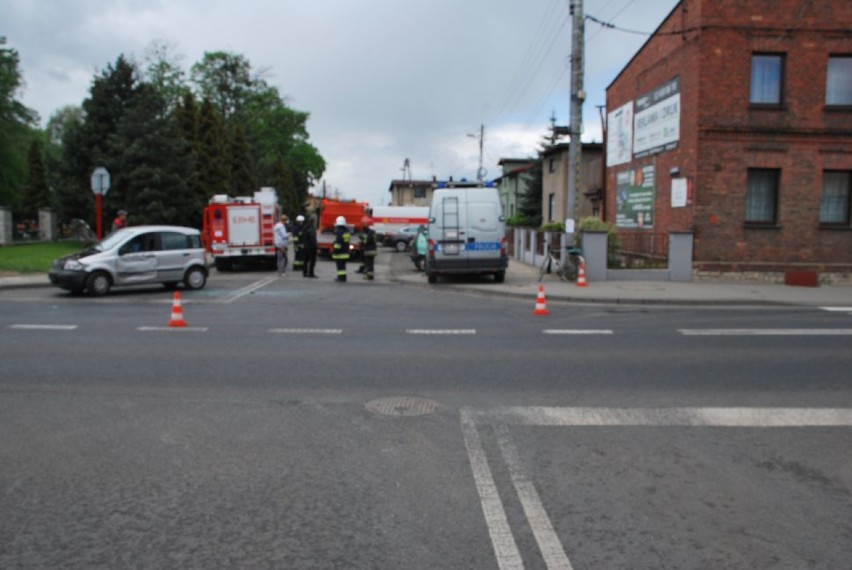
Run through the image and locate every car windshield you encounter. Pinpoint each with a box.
[95,228,134,251]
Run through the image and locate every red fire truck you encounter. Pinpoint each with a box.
[316,198,369,256]
[202,188,280,271]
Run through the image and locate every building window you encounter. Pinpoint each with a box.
[750,54,784,106]
[820,171,851,225]
[549,158,556,173]
[548,193,555,221]
[746,169,780,224]
[414,187,426,199]
[826,56,852,107]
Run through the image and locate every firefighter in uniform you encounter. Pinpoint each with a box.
[360,218,378,280]
[302,214,318,278]
[332,216,351,282]
[292,215,305,274]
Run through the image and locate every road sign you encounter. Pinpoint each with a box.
[90,167,110,196]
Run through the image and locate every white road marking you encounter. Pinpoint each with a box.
[543,329,613,335]
[820,307,852,313]
[481,407,852,427]
[222,276,278,304]
[494,422,574,570]
[460,408,524,570]
[8,324,78,330]
[463,406,852,567]
[137,326,209,332]
[406,329,477,335]
[269,328,343,334]
[679,328,852,336]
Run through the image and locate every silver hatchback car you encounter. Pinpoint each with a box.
[49,225,209,296]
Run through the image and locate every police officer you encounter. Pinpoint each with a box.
[292,215,305,274]
[331,216,350,282]
[360,218,378,280]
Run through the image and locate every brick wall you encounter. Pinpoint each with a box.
[606,0,852,275]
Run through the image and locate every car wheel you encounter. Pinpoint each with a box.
[427,272,437,284]
[395,240,408,252]
[494,270,505,283]
[184,267,207,290]
[86,271,111,296]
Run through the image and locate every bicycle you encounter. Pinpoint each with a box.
[538,244,584,282]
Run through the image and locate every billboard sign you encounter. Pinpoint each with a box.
[615,165,656,228]
[634,77,680,158]
[606,101,633,167]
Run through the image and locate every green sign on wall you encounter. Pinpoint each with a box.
[615,165,655,229]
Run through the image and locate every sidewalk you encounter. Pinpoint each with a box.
[391,258,852,307]
[4,261,852,307]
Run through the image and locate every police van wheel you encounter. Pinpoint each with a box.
[427,272,437,284]
[494,271,505,283]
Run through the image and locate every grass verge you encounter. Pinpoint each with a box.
[0,241,83,273]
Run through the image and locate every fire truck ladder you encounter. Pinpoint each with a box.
[441,196,461,255]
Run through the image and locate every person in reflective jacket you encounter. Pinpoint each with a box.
[292,215,305,274]
[332,216,350,282]
[360,219,378,281]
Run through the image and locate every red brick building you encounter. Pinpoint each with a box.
[605,0,852,280]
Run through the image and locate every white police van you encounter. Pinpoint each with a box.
[425,182,508,284]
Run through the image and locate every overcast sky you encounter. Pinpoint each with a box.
[4,0,679,207]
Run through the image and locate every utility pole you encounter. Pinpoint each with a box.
[468,124,486,182]
[566,0,585,241]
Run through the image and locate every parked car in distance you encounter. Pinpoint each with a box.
[385,225,420,252]
[49,225,209,296]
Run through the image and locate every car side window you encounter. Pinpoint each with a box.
[159,232,189,251]
[121,233,156,254]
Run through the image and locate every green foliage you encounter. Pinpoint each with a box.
[229,124,256,196]
[190,51,256,119]
[518,160,542,228]
[0,39,37,213]
[505,214,533,227]
[197,98,230,199]
[24,140,51,216]
[540,222,564,232]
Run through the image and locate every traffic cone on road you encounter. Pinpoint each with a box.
[532,285,549,316]
[576,261,588,288]
[168,291,187,327]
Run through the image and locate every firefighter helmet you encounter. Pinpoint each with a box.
[335,216,346,226]
[296,215,305,222]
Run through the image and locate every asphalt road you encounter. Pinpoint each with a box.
[1,252,850,569]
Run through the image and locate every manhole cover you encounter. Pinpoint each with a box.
[366,397,441,417]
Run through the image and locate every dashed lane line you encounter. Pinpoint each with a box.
[269,328,343,334]
[406,329,477,335]
[679,328,852,336]
[137,326,209,332]
[543,329,613,335]
[8,324,78,330]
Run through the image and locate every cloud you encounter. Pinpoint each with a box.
[2,0,679,207]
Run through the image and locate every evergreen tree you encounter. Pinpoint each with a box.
[57,55,138,225]
[0,38,37,212]
[196,98,230,199]
[272,159,299,218]
[229,123,255,196]
[110,82,196,227]
[518,160,543,227]
[24,140,51,218]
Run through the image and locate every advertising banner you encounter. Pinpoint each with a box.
[615,165,655,228]
[606,101,633,167]
[634,77,680,158]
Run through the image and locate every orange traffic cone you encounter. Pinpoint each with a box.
[576,261,588,288]
[532,285,549,316]
[168,291,187,327]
